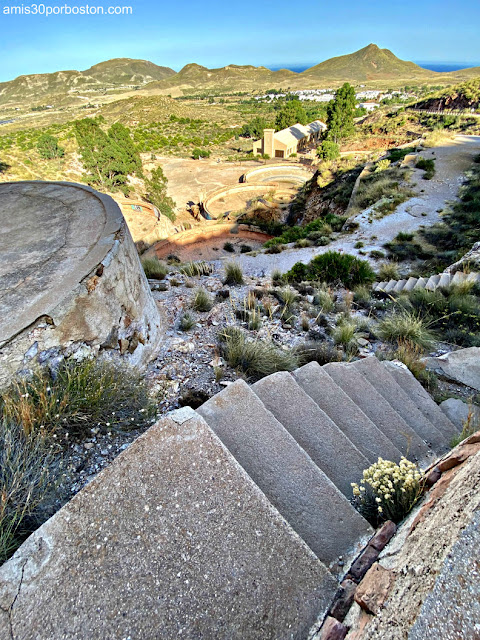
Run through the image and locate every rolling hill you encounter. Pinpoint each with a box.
[0,58,175,109]
[1,46,479,112]
[301,44,431,82]
[142,63,297,95]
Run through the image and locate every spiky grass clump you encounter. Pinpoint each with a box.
[223,262,244,286]
[295,341,343,366]
[0,420,57,564]
[0,359,156,439]
[377,311,436,349]
[378,262,400,281]
[276,287,298,312]
[191,288,213,312]
[141,257,168,280]
[271,268,284,286]
[179,313,196,331]
[180,261,213,277]
[218,329,298,381]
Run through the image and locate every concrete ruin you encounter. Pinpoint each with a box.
[0,181,163,387]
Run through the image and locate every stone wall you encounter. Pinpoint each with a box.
[0,182,163,388]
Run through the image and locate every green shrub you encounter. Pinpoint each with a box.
[240,244,252,253]
[285,251,375,288]
[370,250,385,260]
[223,262,244,285]
[352,457,423,526]
[191,288,213,312]
[141,257,168,280]
[218,329,298,381]
[223,241,235,252]
[192,148,211,159]
[317,140,340,160]
[0,359,156,438]
[416,157,435,179]
[354,241,364,249]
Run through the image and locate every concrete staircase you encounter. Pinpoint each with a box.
[198,357,457,569]
[373,270,480,294]
[0,357,458,640]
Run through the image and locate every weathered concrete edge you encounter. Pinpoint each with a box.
[0,181,125,345]
[0,408,337,639]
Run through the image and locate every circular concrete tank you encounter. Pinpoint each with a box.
[0,181,163,388]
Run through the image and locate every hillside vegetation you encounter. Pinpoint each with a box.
[414,78,480,111]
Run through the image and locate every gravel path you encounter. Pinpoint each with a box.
[214,135,480,277]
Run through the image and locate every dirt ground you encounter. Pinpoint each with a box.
[149,156,262,210]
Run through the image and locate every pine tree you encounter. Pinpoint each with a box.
[144,167,176,222]
[326,83,356,143]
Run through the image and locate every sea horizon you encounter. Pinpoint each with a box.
[267,61,479,73]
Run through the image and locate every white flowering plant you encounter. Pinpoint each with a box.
[351,457,424,526]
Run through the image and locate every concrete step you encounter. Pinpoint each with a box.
[413,277,428,290]
[382,361,458,440]
[393,279,407,294]
[351,357,448,453]
[437,273,452,289]
[374,281,387,291]
[403,277,419,292]
[0,409,338,639]
[466,271,480,284]
[252,371,370,498]
[323,362,432,463]
[384,279,398,293]
[451,271,468,286]
[425,274,441,290]
[293,362,403,464]
[197,380,373,569]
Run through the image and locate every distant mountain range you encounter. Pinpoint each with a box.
[1,45,479,110]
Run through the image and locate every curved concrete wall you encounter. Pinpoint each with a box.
[149,223,272,259]
[0,182,163,388]
[201,184,297,220]
[242,164,314,184]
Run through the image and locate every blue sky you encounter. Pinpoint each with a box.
[0,0,479,82]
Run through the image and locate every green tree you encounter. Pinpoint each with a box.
[275,100,307,130]
[316,140,340,160]
[326,83,356,143]
[144,167,176,222]
[74,119,141,194]
[36,134,64,159]
[241,116,271,139]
